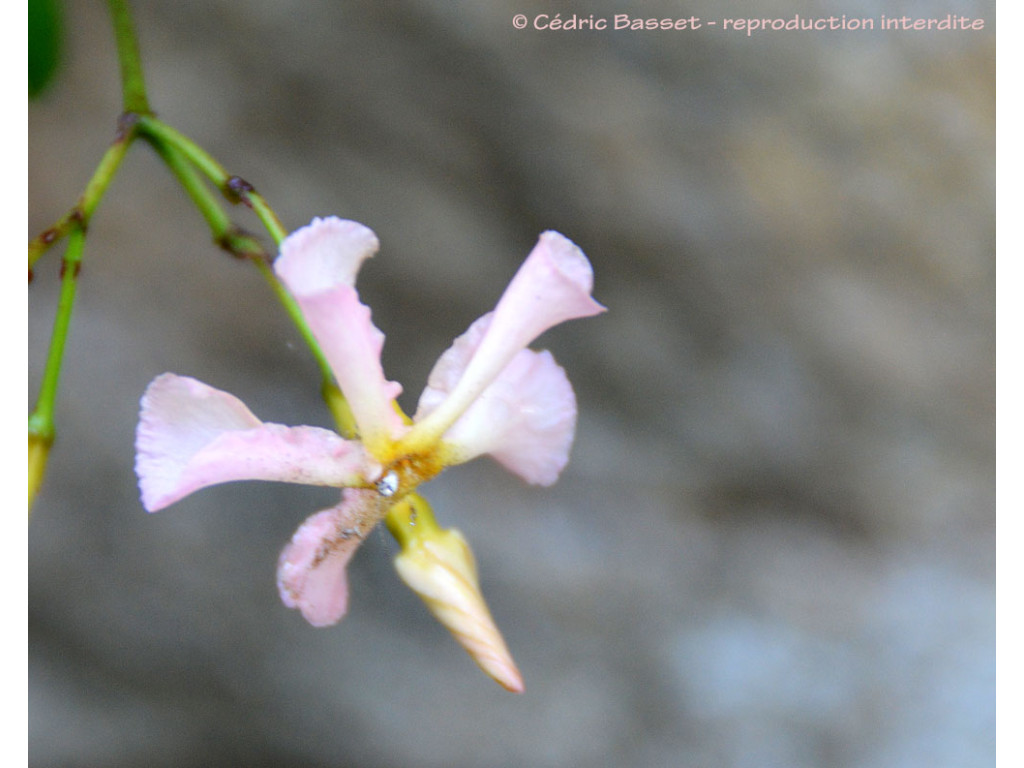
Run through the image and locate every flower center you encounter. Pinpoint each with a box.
[373,450,446,500]
[376,470,400,497]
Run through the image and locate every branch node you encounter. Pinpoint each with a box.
[115,111,143,142]
[226,176,256,207]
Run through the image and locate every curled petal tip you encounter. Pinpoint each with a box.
[537,231,601,298]
[274,216,405,453]
[530,231,607,318]
[402,232,604,453]
[275,216,379,294]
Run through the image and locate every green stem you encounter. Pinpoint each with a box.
[143,128,338,394]
[30,0,361,514]
[30,1,149,510]
[385,492,442,548]
[134,121,335,392]
[29,226,87,443]
[321,381,359,439]
[251,256,338,386]
[136,116,226,187]
[107,0,150,114]
[136,116,288,244]
[145,133,251,252]
[242,185,288,245]
[28,117,139,437]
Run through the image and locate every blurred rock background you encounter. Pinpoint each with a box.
[28,1,994,766]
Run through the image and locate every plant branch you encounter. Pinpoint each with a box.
[136,116,288,244]
[28,224,88,509]
[30,0,363,509]
[143,130,339,397]
[107,0,150,114]
[29,227,86,441]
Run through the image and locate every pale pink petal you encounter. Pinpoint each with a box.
[401,231,604,451]
[273,219,404,457]
[136,374,373,511]
[277,490,382,626]
[288,284,406,459]
[415,315,576,485]
[274,217,379,293]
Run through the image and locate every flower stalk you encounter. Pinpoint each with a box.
[107,0,150,115]
[135,115,288,244]
[28,225,86,511]
[140,124,337,388]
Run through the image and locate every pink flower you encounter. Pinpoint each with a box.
[135,217,605,686]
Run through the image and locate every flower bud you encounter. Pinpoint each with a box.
[388,495,524,692]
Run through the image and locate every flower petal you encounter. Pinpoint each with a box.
[274,217,379,294]
[415,314,576,485]
[274,218,405,458]
[277,490,382,627]
[136,374,373,511]
[285,284,406,459]
[402,231,604,451]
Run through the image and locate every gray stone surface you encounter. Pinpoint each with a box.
[29,1,994,766]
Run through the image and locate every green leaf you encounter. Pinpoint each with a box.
[28,0,63,98]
